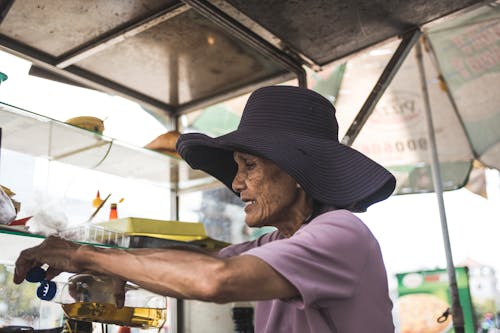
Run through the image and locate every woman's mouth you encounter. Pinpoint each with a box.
[244,200,256,211]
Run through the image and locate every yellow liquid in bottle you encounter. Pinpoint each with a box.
[62,302,166,328]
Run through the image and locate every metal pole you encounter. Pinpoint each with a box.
[415,40,465,333]
[172,116,182,333]
[0,0,15,24]
[342,29,421,146]
[182,0,306,88]
[0,128,2,175]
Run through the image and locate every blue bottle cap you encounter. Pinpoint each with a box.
[26,267,46,283]
[37,280,57,301]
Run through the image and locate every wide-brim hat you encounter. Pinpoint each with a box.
[177,85,396,212]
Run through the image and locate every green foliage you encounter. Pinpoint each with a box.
[0,264,39,321]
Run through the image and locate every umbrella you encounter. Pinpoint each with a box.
[339,4,499,192]
[183,5,499,331]
[333,5,500,332]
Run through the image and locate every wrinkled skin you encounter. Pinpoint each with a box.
[13,152,312,304]
[14,236,127,307]
[232,152,313,237]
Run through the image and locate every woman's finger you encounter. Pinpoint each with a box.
[45,266,63,280]
[13,247,41,284]
[14,236,82,284]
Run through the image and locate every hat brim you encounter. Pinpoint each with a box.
[177,130,395,211]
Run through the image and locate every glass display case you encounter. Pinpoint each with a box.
[0,99,262,333]
[0,101,223,333]
[0,228,171,332]
[0,101,220,223]
[0,229,64,330]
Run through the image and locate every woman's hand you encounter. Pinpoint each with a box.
[13,235,299,303]
[13,235,84,284]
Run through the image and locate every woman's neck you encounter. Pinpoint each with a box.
[311,203,338,220]
[277,205,314,238]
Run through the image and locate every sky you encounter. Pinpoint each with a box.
[359,172,500,289]
[1,49,500,287]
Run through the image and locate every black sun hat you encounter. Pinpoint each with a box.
[176,85,396,212]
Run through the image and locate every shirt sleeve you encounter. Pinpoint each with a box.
[243,210,373,309]
[217,229,281,258]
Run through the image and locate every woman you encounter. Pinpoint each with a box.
[14,86,396,332]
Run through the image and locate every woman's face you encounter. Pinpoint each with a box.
[232,152,304,229]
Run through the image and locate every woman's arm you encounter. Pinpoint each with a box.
[14,236,298,303]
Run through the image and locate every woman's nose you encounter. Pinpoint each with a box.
[232,171,245,193]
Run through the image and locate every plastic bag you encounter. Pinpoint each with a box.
[0,185,16,225]
[24,191,68,236]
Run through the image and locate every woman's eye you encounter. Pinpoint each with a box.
[245,162,256,170]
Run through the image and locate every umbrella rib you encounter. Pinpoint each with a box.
[341,29,421,146]
[422,34,479,160]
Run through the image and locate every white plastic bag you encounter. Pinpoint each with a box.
[24,191,68,235]
[0,186,16,225]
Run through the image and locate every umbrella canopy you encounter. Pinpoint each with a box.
[337,4,500,195]
[179,7,499,331]
[336,8,499,330]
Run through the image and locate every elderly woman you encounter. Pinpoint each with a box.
[14,86,396,332]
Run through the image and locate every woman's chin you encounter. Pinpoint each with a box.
[244,220,257,228]
[245,218,265,229]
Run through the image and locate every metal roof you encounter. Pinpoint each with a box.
[0,0,489,121]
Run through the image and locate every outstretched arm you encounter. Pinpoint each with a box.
[14,236,298,303]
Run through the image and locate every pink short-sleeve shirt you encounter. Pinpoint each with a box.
[218,210,394,333]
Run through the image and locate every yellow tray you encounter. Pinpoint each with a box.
[95,218,207,242]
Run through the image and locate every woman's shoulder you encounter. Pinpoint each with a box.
[217,229,282,257]
[302,209,372,238]
[312,209,362,225]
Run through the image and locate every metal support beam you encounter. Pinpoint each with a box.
[341,29,422,146]
[415,40,465,333]
[29,65,90,89]
[0,34,176,117]
[0,34,56,65]
[64,65,176,114]
[56,1,189,68]
[181,0,307,88]
[0,0,14,24]
[176,71,294,115]
[0,127,2,176]
[207,0,321,71]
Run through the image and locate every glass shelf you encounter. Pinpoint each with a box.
[0,226,127,266]
[0,101,218,191]
[0,227,45,266]
[0,102,222,333]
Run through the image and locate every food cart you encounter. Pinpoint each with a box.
[0,1,497,332]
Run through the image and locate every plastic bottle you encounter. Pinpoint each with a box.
[109,203,118,220]
[26,268,167,328]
